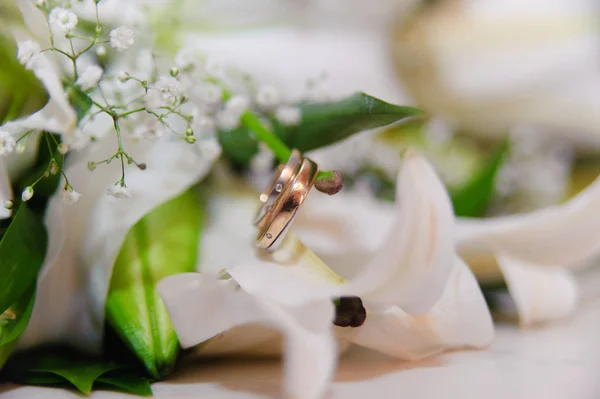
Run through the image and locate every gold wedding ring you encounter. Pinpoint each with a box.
[254,149,302,226]
[256,153,318,251]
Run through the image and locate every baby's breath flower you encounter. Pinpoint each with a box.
[95,45,107,57]
[0,131,16,155]
[62,188,81,205]
[66,129,91,151]
[216,110,241,130]
[48,7,78,34]
[199,83,223,105]
[107,184,131,199]
[3,200,13,210]
[17,40,43,70]
[117,71,130,82]
[225,94,250,115]
[275,105,302,126]
[21,186,34,202]
[132,119,167,141]
[175,48,198,69]
[76,65,103,90]
[58,143,69,154]
[256,85,280,109]
[109,26,135,52]
[142,90,163,110]
[155,76,182,104]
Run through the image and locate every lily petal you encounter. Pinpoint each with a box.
[496,254,578,326]
[457,174,600,267]
[338,256,494,359]
[0,159,12,219]
[158,271,337,399]
[20,136,220,351]
[348,149,456,314]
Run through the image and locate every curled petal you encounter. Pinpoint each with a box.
[0,159,12,219]
[158,272,336,399]
[338,256,494,359]
[349,149,456,314]
[457,174,600,267]
[496,255,578,326]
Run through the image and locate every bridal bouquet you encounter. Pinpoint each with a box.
[1,1,599,398]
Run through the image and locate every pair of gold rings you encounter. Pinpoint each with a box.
[255,149,318,251]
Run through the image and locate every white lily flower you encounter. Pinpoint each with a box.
[158,263,338,399]
[19,135,221,350]
[157,149,493,394]
[456,174,600,325]
[393,0,600,147]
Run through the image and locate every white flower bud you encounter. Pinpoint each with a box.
[118,71,130,82]
[21,186,34,202]
[110,26,135,52]
[3,200,13,210]
[96,45,107,57]
[169,67,179,77]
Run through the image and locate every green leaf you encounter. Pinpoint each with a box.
[17,133,63,199]
[451,140,509,217]
[66,85,93,122]
[97,370,154,396]
[0,35,47,123]
[219,92,423,166]
[106,189,203,379]
[0,205,47,315]
[1,346,153,396]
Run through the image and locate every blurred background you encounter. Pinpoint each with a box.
[2,0,600,214]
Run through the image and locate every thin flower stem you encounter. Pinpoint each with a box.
[118,107,146,118]
[240,111,291,163]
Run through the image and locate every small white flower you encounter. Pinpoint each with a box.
[117,71,130,82]
[107,184,131,199]
[48,8,78,34]
[21,186,34,202]
[62,188,81,205]
[0,131,16,155]
[225,95,250,115]
[142,90,163,110]
[76,65,103,90]
[17,40,43,70]
[199,83,223,105]
[109,26,135,52]
[175,48,197,69]
[132,119,167,141]
[256,85,280,109]
[215,110,241,131]
[155,76,182,104]
[95,45,107,57]
[275,105,302,126]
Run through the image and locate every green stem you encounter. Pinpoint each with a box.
[240,111,291,163]
[118,107,146,118]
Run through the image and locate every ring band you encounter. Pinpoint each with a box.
[256,156,318,251]
[254,149,302,226]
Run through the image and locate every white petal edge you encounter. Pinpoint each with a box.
[338,256,494,359]
[348,149,456,314]
[496,254,578,326]
[0,159,12,219]
[20,137,219,351]
[82,138,220,346]
[456,174,600,267]
[158,272,337,399]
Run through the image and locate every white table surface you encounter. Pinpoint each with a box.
[2,285,600,399]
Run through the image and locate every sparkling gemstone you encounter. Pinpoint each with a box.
[266,232,273,239]
[275,183,283,193]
